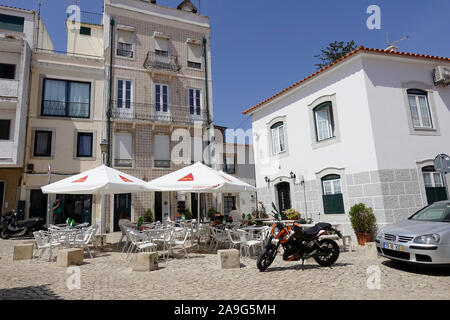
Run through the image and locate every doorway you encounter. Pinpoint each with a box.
[29,189,47,220]
[276,182,291,214]
[114,193,131,232]
[155,191,170,222]
[0,181,4,215]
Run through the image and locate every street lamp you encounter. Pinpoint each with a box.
[99,139,108,250]
[289,171,296,180]
[100,139,108,165]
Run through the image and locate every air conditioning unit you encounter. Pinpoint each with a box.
[433,66,450,86]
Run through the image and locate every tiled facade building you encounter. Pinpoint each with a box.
[103,0,215,231]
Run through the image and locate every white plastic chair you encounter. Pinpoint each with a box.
[33,231,61,261]
[226,229,241,249]
[73,226,96,258]
[167,228,190,258]
[237,229,263,257]
[127,230,157,259]
[117,219,131,248]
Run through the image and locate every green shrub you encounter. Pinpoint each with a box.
[143,209,154,223]
[207,207,216,220]
[349,203,376,234]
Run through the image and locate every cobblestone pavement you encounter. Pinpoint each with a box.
[1,235,449,300]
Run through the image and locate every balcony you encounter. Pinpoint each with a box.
[110,100,207,126]
[0,79,18,98]
[143,51,181,74]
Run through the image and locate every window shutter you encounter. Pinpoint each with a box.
[154,135,170,161]
[118,29,133,44]
[115,134,132,160]
[154,37,169,52]
[322,194,345,214]
[187,43,202,63]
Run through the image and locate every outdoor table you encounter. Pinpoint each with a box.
[241,226,267,240]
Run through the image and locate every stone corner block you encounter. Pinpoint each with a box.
[56,248,84,267]
[217,249,240,269]
[13,243,34,261]
[364,242,378,259]
[132,252,158,272]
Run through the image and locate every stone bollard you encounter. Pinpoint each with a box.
[21,240,37,250]
[13,243,34,260]
[217,249,240,269]
[365,242,378,259]
[132,252,158,272]
[56,248,84,267]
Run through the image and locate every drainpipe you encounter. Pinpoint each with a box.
[202,37,212,167]
[107,18,115,166]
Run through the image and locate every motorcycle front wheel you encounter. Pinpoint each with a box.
[0,228,10,239]
[314,239,340,267]
[257,244,277,272]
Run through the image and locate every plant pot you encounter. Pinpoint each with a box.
[355,232,374,246]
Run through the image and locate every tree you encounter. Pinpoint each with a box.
[314,41,358,70]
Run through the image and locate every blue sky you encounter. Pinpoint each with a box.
[3,0,450,131]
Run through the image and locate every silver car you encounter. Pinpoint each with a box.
[376,200,450,265]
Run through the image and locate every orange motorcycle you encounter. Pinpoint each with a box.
[257,203,342,271]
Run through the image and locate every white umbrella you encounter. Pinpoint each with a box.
[146,161,255,193]
[41,165,149,248]
[146,162,256,231]
[41,164,149,194]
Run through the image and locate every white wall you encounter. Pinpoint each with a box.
[362,55,450,169]
[251,56,378,189]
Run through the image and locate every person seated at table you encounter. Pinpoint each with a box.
[229,206,241,222]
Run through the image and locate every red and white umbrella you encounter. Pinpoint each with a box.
[41,165,149,195]
[146,161,255,193]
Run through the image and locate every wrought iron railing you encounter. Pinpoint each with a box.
[41,100,90,118]
[110,100,206,125]
[143,51,181,73]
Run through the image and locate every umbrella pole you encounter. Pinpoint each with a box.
[197,192,200,245]
[100,194,105,250]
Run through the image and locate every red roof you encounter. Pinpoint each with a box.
[242,46,450,115]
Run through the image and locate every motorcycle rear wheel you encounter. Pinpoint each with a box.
[0,229,10,239]
[314,239,339,267]
[257,245,277,272]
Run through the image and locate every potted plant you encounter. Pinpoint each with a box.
[284,208,300,221]
[184,208,192,220]
[143,209,154,223]
[349,203,377,245]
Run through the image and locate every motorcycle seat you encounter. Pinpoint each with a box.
[303,222,331,236]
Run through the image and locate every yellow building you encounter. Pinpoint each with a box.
[20,14,105,225]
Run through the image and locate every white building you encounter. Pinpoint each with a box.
[0,5,53,215]
[243,46,450,237]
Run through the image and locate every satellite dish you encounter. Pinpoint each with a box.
[434,154,450,174]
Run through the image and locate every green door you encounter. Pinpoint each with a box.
[114,193,131,231]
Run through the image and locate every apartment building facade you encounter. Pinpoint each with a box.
[0,5,53,215]
[103,0,214,231]
[19,14,105,225]
[244,47,450,238]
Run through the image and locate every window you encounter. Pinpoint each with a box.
[187,43,202,69]
[34,130,52,157]
[223,155,235,174]
[41,79,90,118]
[0,13,24,32]
[189,89,201,116]
[223,196,236,215]
[114,133,133,167]
[0,120,10,140]
[155,84,168,113]
[270,121,286,155]
[314,102,334,141]
[321,174,344,214]
[407,89,432,129]
[117,29,133,58]
[154,135,170,168]
[76,132,93,158]
[117,79,132,109]
[80,26,91,36]
[154,37,169,56]
[0,63,15,79]
[422,166,447,204]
